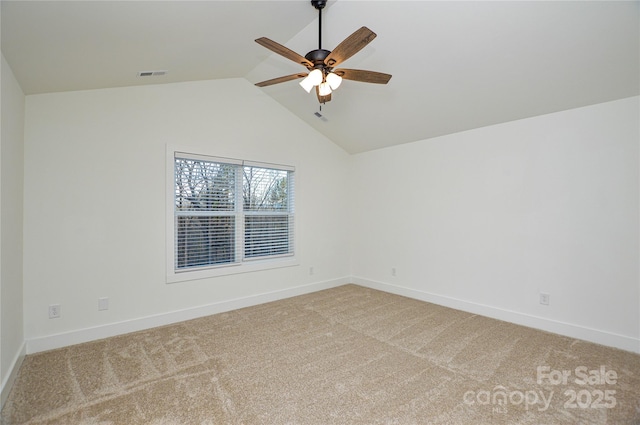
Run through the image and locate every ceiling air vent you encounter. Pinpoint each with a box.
[137,70,168,77]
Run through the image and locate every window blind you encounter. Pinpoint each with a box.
[174,153,294,272]
[243,165,294,259]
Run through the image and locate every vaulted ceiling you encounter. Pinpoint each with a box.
[2,1,638,153]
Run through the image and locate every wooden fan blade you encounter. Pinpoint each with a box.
[333,69,392,84]
[324,27,377,68]
[255,73,308,87]
[315,86,332,103]
[255,37,314,69]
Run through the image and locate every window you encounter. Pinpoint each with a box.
[168,151,295,282]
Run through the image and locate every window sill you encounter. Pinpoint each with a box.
[166,257,299,284]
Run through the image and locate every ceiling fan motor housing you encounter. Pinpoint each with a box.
[305,49,331,69]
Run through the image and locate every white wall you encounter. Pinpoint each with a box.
[19,79,640,355]
[23,79,352,351]
[351,97,640,352]
[1,54,26,403]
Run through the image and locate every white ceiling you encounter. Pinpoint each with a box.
[2,1,638,154]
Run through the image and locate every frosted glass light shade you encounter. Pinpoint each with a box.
[299,69,323,93]
[326,72,342,90]
[318,82,332,96]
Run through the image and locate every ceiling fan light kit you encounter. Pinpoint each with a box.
[255,0,391,104]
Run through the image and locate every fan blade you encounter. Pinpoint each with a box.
[255,37,314,69]
[315,86,332,103]
[255,73,308,87]
[324,27,377,68]
[333,69,392,84]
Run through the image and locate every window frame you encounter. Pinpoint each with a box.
[166,147,298,283]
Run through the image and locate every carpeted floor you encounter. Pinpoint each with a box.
[2,284,640,424]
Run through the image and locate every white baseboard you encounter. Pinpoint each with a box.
[353,277,640,354]
[1,341,26,408]
[26,277,350,355]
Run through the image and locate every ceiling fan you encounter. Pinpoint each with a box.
[254,0,391,103]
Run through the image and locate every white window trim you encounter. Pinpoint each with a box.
[166,146,298,283]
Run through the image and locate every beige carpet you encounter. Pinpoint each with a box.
[2,284,640,424]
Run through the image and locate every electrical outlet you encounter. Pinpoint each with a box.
[309,266,314,275]
[539,293,550,306]
[49,304,61,319]
[98,297,109,311]
[391,267,397,277]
